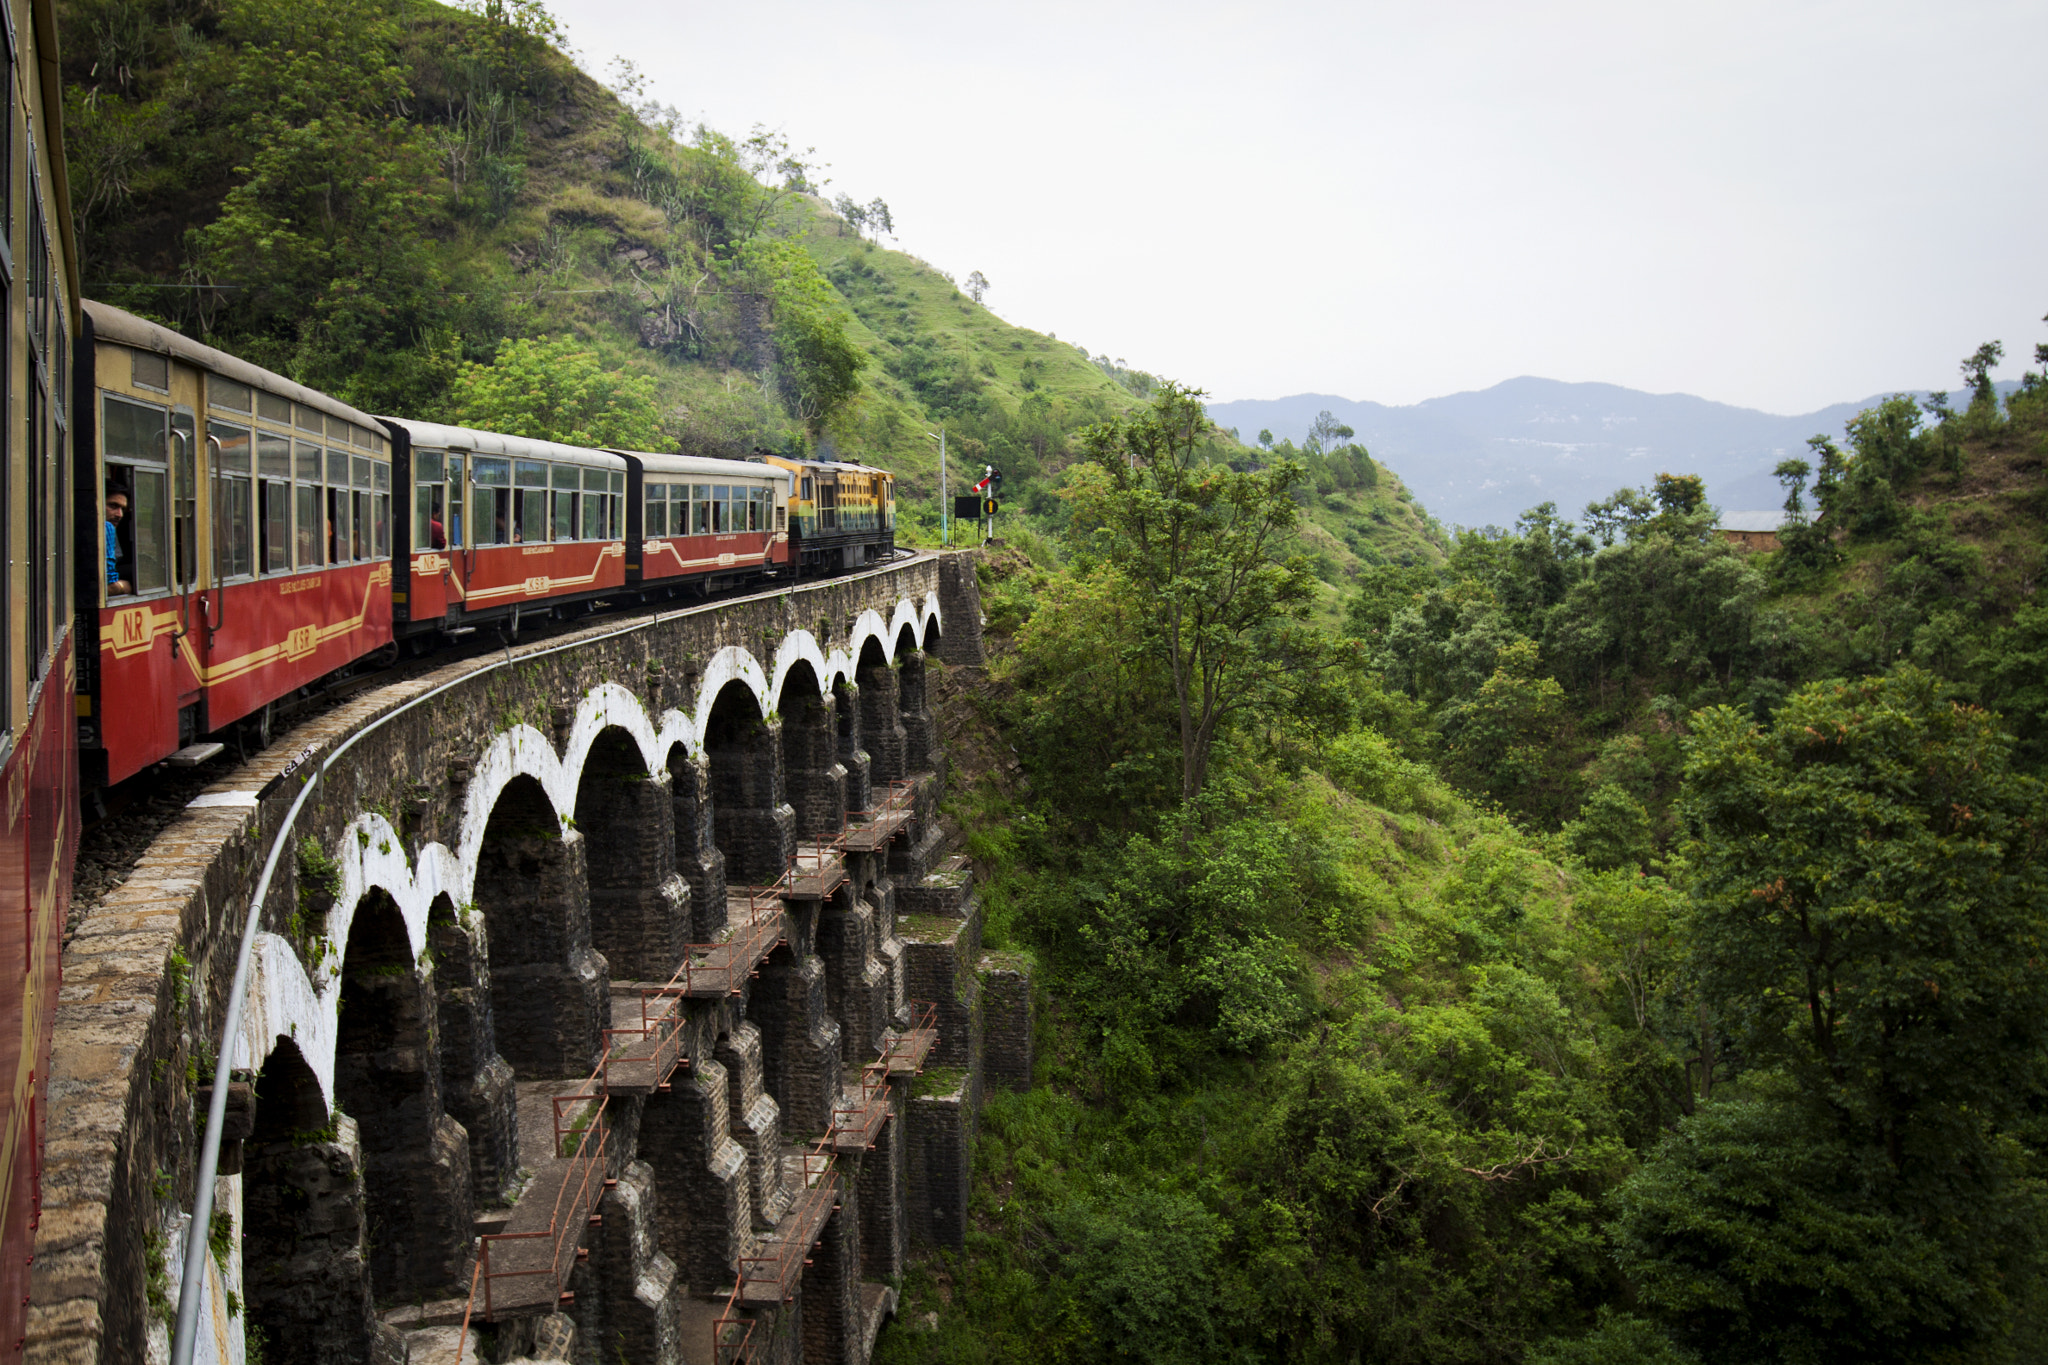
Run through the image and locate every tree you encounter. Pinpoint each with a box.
[831,192,866,236]
[863,196,893,240]
[1962,339,2003,409]
[740,239,867,433]
[965,269,988,304]
[1613,668,2048,1361]
[1257,428,1274,449]
[449,336,664,447]
[1772,457,1810,519]
[1650,473,1706,516]
[1066,382,1337,803]
[1308,409,1355,450]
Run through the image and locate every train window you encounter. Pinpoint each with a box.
[326,448,348,486]
[580,487,604,540]
[644,484,667,538]
[172,411,197,589]
[327,486,351,563]
[261,482,289,574]
[210,378,252,413]
[353,456,372,490]
[210,422,254,579]
[472,456,509,486]
[552,488,575,541]
[209,421,251,474]
[295,404,322,434]
[711,485,729,534]
[131,470,169,595]
[446,454,463,546]
[692,484,709,535]
[472,456,508,546]
[373,460,389,493]
[326,415,349,444]
[801,476,813,500]
[372,489,389,559]
[131,351,169,393]
[776,500,786,532]
[516,487,545,543]
[296,440,320,483]
[818,482,838,531]
[258,391,290,424]
[296,482,321,567]
[257,431,290,479]
[515,459,546,488]
[351,490,369,559]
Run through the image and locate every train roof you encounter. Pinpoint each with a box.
[762,454,894,477]
[85,300,384,433]
[610,450,793,485]
[380,419,628,469]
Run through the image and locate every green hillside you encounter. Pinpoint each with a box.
[59,0,1441,567]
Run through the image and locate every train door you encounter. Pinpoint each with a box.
[93,348,205,781]
[407,447,455,625]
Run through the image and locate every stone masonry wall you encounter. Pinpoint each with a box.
[30,555,961,1364]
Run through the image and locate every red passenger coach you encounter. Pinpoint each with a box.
[386,421,627,639]
[79,303,396,786]
[616,450,791,595]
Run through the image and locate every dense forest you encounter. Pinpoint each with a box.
[56,0,2048,1359]
[881,356,2048,1365]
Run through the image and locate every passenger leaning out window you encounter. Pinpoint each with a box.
[106,489,133,596]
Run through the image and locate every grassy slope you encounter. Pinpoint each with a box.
[65,0,1457,565]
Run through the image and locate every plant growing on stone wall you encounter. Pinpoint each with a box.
[143,1228,171,1325]
[166,945,192,1013]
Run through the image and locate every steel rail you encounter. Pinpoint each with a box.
[170,551,936,1363]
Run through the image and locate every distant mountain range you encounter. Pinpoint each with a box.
[1206,379,2022,531]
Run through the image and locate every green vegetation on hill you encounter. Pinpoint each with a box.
[58,0,1441,572]
[893,358,2048,1365]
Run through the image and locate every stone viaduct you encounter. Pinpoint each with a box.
[29,552,1029,1365]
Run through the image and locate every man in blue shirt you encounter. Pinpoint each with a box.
[105,489,131,596]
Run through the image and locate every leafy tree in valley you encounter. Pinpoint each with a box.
[449,335,664,447]
[1615,668,2048,1362]
[1066,381,1346,803]
[965,269,988,304]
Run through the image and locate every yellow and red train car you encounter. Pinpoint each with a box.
[385,420,632,640]
[78,303,396,786]
[614,449,791,596]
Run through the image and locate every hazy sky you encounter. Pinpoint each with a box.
[547,0,2045,414]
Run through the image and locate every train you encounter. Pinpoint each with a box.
[80,301,899,788]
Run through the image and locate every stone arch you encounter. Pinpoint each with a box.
[704,679,793,886]
[424,891,519,1204]
[892,620,920,662]
[666,739,727,943]
[856,637,908,785]
[576,724,687,982]
[833,673,871,815]
[242,1036,376,1364]
[920,612,943,654]
[474,773,608,1077]
[779,658,846,839]
[334,891,472,1301]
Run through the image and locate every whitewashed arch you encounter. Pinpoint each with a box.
[231,588,943,1104]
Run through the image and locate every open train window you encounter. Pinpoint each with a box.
[415,450,446,550]
[692,484,710,535]
[103,395,170,597]
[514,459,547,543]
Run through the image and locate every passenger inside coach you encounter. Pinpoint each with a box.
[105,485,132,596]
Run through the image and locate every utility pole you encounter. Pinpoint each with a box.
[926,427,947,545]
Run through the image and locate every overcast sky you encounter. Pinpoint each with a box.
[547,0,2045,415]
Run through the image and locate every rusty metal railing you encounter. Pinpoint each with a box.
[737,1140,837,1302]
